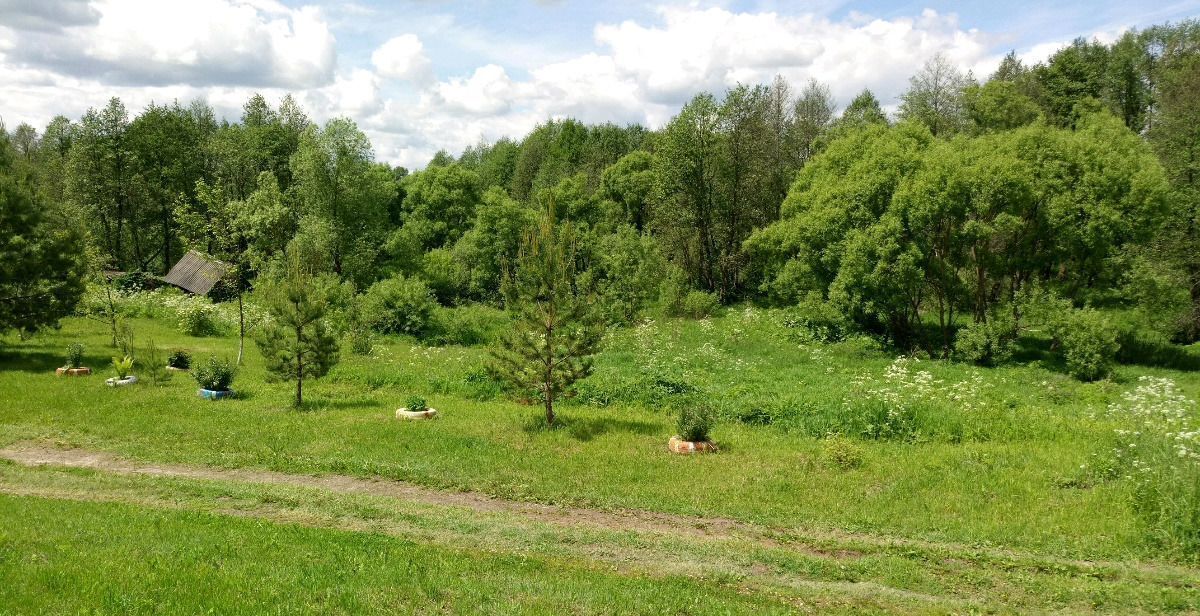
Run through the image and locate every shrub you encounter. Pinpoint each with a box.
[193,356,235,392]
[1056,308,1119,381]
[167,349,192,370]
[110,355,134,379]
[113,270,157,293]
[428,304,510,346]
[681,290,720,319]
[676,403,716,442]
[954,313,1018,366]
[178,302,218,337]
[362,275,436,336]
[348,326,374,356]
[821,434,865,470]
[404,395,428,412]
[780,296,851,343]
[64,343,84,369]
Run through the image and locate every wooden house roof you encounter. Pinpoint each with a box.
[163,250,230,295]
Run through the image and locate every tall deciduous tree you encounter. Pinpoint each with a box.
[67,98,136,269]
[489,200,602,427]
[899,54,972,136]
[291,117,394,287]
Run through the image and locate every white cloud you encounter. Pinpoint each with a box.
[431,64,517,115]
[8,0,336,88]
[372,34,433,83]
[0,3,1096,170]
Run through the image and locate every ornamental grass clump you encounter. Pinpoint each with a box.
[1105,376,1200,558]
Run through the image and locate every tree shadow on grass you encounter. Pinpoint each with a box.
[522,413,660,442]
[0,349,67,374]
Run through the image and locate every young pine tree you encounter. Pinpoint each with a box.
[489,198,602,427]
[255,254,340,408]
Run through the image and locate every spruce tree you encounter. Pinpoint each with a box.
[489,199,602,427]
[256,254,339,408]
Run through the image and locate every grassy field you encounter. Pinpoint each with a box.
[2,304,1200,612]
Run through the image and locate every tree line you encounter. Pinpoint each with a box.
[1,20,1199,368]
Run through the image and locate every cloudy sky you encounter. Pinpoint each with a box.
[2,0,1198,169]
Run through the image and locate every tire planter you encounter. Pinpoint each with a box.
[55,367,92,377]
[198,388,234,400]
[105,375,138,387]
[166,366,189,373]
[668,435,718,454]
[396,407,438,420]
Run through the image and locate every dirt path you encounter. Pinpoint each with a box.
[1,441,1196,587]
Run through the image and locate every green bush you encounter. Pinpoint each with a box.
[178,302,218,337]
[780,296,851,343]
[428,304,510,346]
[193,356,235,392]
[1056,308,1120,381]
[167,349,192,369]
[113,270,158,293]
[362,275,436,336]
[348,326,374,356]
[676,403,716,442]
[680,290,720,319]
[64,343,84,369]
[404,395,428,412]
[954,313,1018,366]
[821,434,865,470]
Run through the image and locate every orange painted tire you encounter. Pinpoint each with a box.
[668,436,718,454]
[55,367,92,376]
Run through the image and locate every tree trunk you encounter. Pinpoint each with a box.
[236,292,245,366]
[295,324,304,408]
[544,390,555,426]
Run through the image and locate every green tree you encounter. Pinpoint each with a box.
[0,133,87,335]
[178,172,291,363]
[489,200,602,426]
[291,117,394,285]
[66,98,136,269]
[899,54,972,136]
[255,254,340,408]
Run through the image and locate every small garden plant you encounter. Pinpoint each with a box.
[676,403,716,443]
[64,343,85,369]
[193,356,235,392]
[167,349,192,370]
[404,395,428,412]
[110,355,134,380]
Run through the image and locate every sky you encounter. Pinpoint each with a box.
[1,0,1198,169]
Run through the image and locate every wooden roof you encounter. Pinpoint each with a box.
[163,250,230,295]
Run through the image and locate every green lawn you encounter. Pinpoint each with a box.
[1,310,1199,612]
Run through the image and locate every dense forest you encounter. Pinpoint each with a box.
[2,21,1200,377]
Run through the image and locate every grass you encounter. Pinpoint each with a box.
[2,302,1200,611]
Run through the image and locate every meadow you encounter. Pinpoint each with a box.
[2,294,1200,613]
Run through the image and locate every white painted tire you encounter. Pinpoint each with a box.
[396,407,438,420]
[105,375,138,387]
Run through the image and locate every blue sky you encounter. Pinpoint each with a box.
[2,0,1198,168]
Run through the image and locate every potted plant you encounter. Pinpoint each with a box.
[669,403,718,454]
[194,356,235,400]
[166,349,192,372]
[56,343,91,376]
[395,395,438,420]
[105,355,137,387]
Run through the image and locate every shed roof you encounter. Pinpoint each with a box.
[163,250,230,295]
